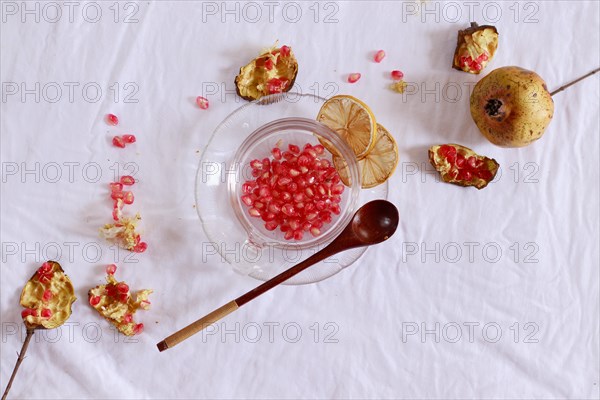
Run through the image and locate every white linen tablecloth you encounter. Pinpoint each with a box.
[1,1,599,398]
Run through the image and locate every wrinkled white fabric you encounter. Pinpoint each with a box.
[1,1,599,399]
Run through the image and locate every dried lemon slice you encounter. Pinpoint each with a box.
[334,124,399,189]
[316,95,377,159]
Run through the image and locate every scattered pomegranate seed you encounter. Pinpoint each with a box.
[106,114,119,125]
[196,96,209,110]
[391,70,404,80]
[122,134,136,144]
[106,264,117,275]
[112,136,126,148]
[123,314,133,324]
[133,242,148,253]
[111,191,125,200]
[123,191,134,205]
[120,176,135,185]
[41,308,52,318]
[133,323,144,335]
[89,296,101,307]
[110,182,123,193]
[42,289,53,302]
[347,73,361,83]
[117,283,129,294]
[280,45,291,57]
[374,50,386,63]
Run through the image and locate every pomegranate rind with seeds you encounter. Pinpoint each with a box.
[20,261,76,330]
[88,271,152,336]
[428,144,499,189]
[452,22,498,74]
[235,44,298,101]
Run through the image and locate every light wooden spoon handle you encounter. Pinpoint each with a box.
[157,300,239,351]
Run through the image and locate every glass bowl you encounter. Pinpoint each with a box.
[228,117,361,250]
[195,92,388,285]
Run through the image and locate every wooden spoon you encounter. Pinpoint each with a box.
[157,199,399,352]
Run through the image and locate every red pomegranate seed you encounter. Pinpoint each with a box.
[250,159,263,170]
[117,283,129,294]
[112,136,126,148]
[111,191,125,200]
[331,204,341,215]
[467,156,478,169]
[89,296,101,307]
[123,191,134,205]
[282,204,295,216]
[120,175,135,185]
[391,70,404,80]
[41,308,52,318]
[288,144,300,154]
[265,221,278,231]
[119,293,129,303]
[122,134,136,144]
[39,262,52,274]
[280,45,291,57]
[456,156,466,169]
[110,182,123,192]
[293,230,304,240]
[310,227,321,237]
[107,114,119,125]
[254,201,265,209]
[248,208,261,217]
[374,50,386,63]
[196,96,209,109]
[42,289,53,302]
[313,145,325,155]
[241,195,253,206]
[21,308,38,319]
[284,230,294,240]
[271,147,282,160]
[478,52,489,62]
[123,314,133,324]
[264,58,274,70]
[133,323,144,335]
[347,73,361,83]
[106,264,117,275]
[460,170,472,181]
[133,242,148,253]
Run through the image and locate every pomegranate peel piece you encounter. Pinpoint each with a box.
[235,43,298,101]
[428,144,499,189]
[452,22,498,74]
[88,269,152,336]
[20,261,76,330]
[99,213,144,251]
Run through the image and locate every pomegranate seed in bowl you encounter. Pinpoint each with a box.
[240,141,345,241]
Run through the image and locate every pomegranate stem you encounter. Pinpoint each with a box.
[550,67,600,96]
[2,328,34,400]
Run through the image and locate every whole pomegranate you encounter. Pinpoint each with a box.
[470,66,554,147]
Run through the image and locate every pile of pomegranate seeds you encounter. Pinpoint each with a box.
[374,50,386,63]
[241,143,345,241]
[196,96,209,110]
[347,73,361,84]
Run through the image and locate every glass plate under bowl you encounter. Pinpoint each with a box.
[195,92,388,285]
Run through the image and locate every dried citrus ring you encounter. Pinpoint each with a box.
[316,95,377,159]
[333,124,398,189]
